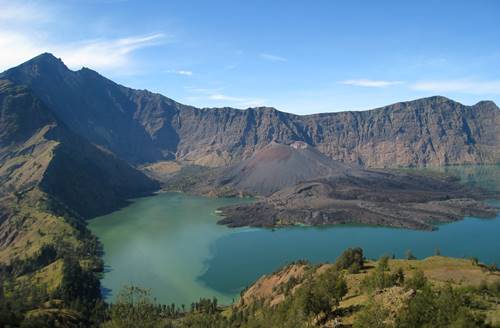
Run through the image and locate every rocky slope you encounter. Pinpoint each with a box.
[215,141,359,195]
[2,53,498,168]
[165,142,498,230]
[0,79,158,220]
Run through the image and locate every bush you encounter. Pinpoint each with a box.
[404,270,427,291]
[353,300,390,328]
[362,256,401,292]
[335,247,364,273]
[396,284,486,327]
[298,267,348,317]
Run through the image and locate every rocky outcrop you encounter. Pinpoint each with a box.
[2,53,498,168]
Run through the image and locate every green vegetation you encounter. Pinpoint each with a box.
[53,251,497,328]
[335,247,365,273]
[361,255,405,292]
[0,192,105,327]
[2,246,500,327]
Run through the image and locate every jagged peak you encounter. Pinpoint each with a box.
[0,52,72,80]
[21,52,68,69]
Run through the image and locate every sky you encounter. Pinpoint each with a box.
[1,0,500,114]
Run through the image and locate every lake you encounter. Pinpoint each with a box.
[89,165,500,305]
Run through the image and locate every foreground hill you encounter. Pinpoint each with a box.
[2,53,498,168]
[93,249,500,327]
[228,252,500,327]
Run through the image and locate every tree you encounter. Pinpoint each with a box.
[298,267,347,317]
[396,284,486,327]
[56,257,101,305]
[362,256,399,292]
[335,247,364,273]
[103,285,162,328]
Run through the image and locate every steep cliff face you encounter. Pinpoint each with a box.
[304,97,499,167]
[173,98,499,167]
[0,79,158,219]
[2,53,498,168]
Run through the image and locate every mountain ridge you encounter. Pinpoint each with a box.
[2,53,498,168]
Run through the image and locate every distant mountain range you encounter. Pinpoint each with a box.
[2,53,498,170]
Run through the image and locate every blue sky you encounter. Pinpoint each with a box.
[1,0,499,114]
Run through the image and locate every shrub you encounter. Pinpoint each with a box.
[353,300,390,328]
[335,247,364,273]
[362,256,401,292]
[404,270,427,291]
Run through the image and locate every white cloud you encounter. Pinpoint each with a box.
[208,93,266,107]
[0,31,45,71]
[0,1,52,24]
[209,94,243,101]
[176,70,193,76]
[186,88,266,108]
[259,53,287,62]
[0,1,167,73]
[412,80,500,95]
[0,29,166,72]
[167,69,193,76]
[340,79,403,88]
[56,34,165,71]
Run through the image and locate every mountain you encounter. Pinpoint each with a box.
[2,53,498,168]
[215,141,363,195]
[0,79,158,219]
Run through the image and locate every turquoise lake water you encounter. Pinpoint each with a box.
[89,165,499,305]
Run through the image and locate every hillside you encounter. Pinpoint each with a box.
[0,78,159,264]
[215,141,360,195]
[96,249,500,327]
[0,79,160,326]
[229,252,500,327]
[0,79,158,220]
[2,53,498,168]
